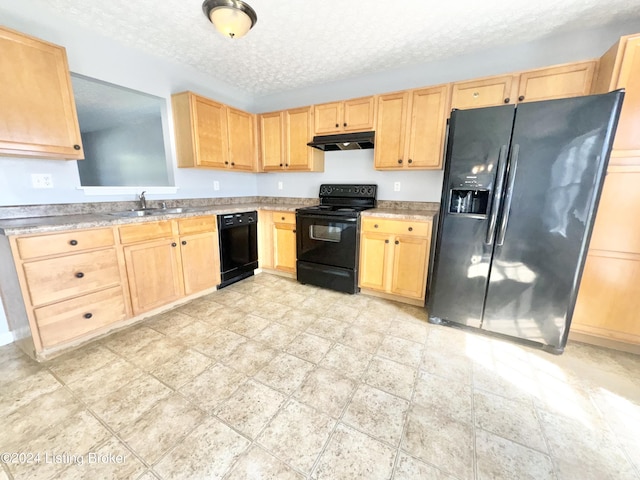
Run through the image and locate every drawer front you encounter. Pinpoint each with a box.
[178,216,217,235]
[35,286,126,348]
[362,217,431,237]
[17,228,115,260]
[23,248,121,306]
[272,211,296,224]
[119,221,174,244]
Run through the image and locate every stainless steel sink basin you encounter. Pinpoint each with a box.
[108,207,200,217]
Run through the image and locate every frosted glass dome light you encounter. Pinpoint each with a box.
[202,0,258,39]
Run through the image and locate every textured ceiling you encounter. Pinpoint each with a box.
[33,0,640,96]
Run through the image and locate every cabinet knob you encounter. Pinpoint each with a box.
[385,239,389,244]
[408,227,413,232]
[181,240,187,245]
[224,161,229,165]
[285,164,289,167]
[84,313,93,319]
[280,163,283,167]
[472,92,480,98]
[281,217,285,220]
[408,159,413,164]
[335,123,339,128]
[293,229,296,233]
[231,162,235,166]
[73,144,81,150]
[69,239,78,246]
[504,98,510,104]
[171,242,177,247]
[343,122,347,127]
[374,224,379,228]
[518,95,525,101]
[75,272,84,278]
[395,240,400,245]
[398,159,403,164]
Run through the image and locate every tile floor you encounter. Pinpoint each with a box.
[1,273,639,480]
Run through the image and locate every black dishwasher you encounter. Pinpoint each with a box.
[217,211,258,288]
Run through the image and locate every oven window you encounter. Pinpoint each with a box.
[310,225,342,242]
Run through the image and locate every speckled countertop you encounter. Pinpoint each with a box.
[0,197,440,236]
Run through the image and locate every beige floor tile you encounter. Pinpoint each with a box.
[0,353,42,386]
[128,336,186,371]
[209,289,246,307]
[0,467,9,480]
[119,393,203,465]
[170,320,218,346]
[197,308,247,328]
[284,332,333,364]
[144,311,195,337]
[311,423,396,480]
[47,345,120,385]
[136,472,160,480]
[252,301,292,321]
[294,367,357,418]
[377,335,423,369]
[177,297,225,319]
[343,384,409,447]
[0,343,26,366]
[226,314,271,338]
[254,352,315,394]
[402,404,474,480]
[394,452,458,480]
[413,370,473,425]
[277,310,319,331]
[298,296,332,315]
[387,319,429,344]
[473,363,534,405]
[474,390,547,452]
[57,436,146,480]
[102,325,165,357]
[339,325,384,353]
[420,349,474,385]
[90,374,172,432]
[363,356,417,400]
[323,302,361,323]
[306,317,350,342]
[0,369,62,418]
[253,322,299,349]
[220,340,278,375]
[149,348,213,389]
[320,343,372,380]
[225,445,304,480]
[476,429,555,480]
[352,309,394,332]
[213,380,287,439]
[257,399,335,474]
[273,291,309,309]
[154,416,250,479]
[191,328,247,360]
[179,363,246,411]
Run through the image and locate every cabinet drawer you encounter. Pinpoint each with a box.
[272,211,296,224]
[119,221,174,244]
[178,216,216,235]
[34,286,126,348]
[362,217,431,237]
[16,228,114,260]
[23,248,120,306]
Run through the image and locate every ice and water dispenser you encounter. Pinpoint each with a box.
[449,189,489,215]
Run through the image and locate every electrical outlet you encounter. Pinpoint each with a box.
[394,181,401,192]
[32,174,53,189]
[278,181,283,190]
[213,180,220,191]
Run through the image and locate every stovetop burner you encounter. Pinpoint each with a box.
[296,184,378,218]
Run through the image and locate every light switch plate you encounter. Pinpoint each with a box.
[213,180,220,191]
[394,181,401,192]
[278,181,283,190]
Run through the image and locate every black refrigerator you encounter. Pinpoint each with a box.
[427,91,624,354]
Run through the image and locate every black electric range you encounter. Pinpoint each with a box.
[296,184,377,293]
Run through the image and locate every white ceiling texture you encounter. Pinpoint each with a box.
[31,0,640,97]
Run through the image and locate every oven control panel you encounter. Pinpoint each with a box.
[218,211,257,230]
[319,184,377,198]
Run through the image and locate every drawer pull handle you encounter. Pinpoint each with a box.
[518,95,525,101]
[374,224,379,228]
[73,144,81,150]
[335,123,339,128]
[395,240,400,245]
[397,159,403,164]
[408,227,413,232]
[171,242,177,247]
[75,272,85,278]
[84,313,93,319]
[281,216,285,221]
[69,239,78,246]
[343,122,347,127]
[408,159,413,164]
[181,240,187,245]
[385,239,389,244]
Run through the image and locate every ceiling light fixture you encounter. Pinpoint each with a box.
[202,0,258,39]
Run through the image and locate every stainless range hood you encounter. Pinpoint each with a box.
[307,131,375,151]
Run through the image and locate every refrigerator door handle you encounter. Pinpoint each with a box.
[485,145,508,245]
[496,144,519,246]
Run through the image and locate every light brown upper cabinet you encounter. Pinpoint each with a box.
[172,91,257,171]
[375,84,451,170]
[450,75,516,110]
[259,106,324,172]
[0,26,83,160]
[314,96,376,135]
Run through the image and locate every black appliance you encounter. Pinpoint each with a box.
[427,91,624,354]
[217,211,258,289]
[307,131,375,151]
[296,184,377,294]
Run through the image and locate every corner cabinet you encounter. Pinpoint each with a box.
[258,106,324,172]
[172,91,257,171]
[0,26,83,160]
[359,217,432,305]
[374,85,450,170]
[314,96,376,135]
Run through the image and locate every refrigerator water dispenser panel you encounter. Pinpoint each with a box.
[450,189,489,214]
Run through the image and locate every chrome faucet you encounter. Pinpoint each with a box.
[139,191,147,210]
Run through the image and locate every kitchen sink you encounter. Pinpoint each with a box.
[108,207,201,217]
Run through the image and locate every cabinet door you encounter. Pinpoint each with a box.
[180,232,220,295]
[343,96,376,132]
[124,239,184,315]
[285,107,314,171]
[0,27,83,159]
[228,107,256,171]
[612,36,640,151]
[450,75,516,110]
[390,235,429,300]
[374,92,410,169]
[259,111,284,171]
[258,211,274,269]
[359,231,390,292]
[273,222,296,273]
[517,61,595,103]
[314,102,342,135]
[193,96,228,168]
[406,85,451,169]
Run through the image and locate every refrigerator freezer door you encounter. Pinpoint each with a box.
[481,92,624,350]
[428,105,515,327]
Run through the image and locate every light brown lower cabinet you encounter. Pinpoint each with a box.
[180,232,221,295]
[259,210,297,276]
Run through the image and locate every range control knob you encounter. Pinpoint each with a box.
[367,187,374,195]
[326,186,332,194]
[354,187,360,194]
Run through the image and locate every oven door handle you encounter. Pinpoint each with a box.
[297,214,358,223]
